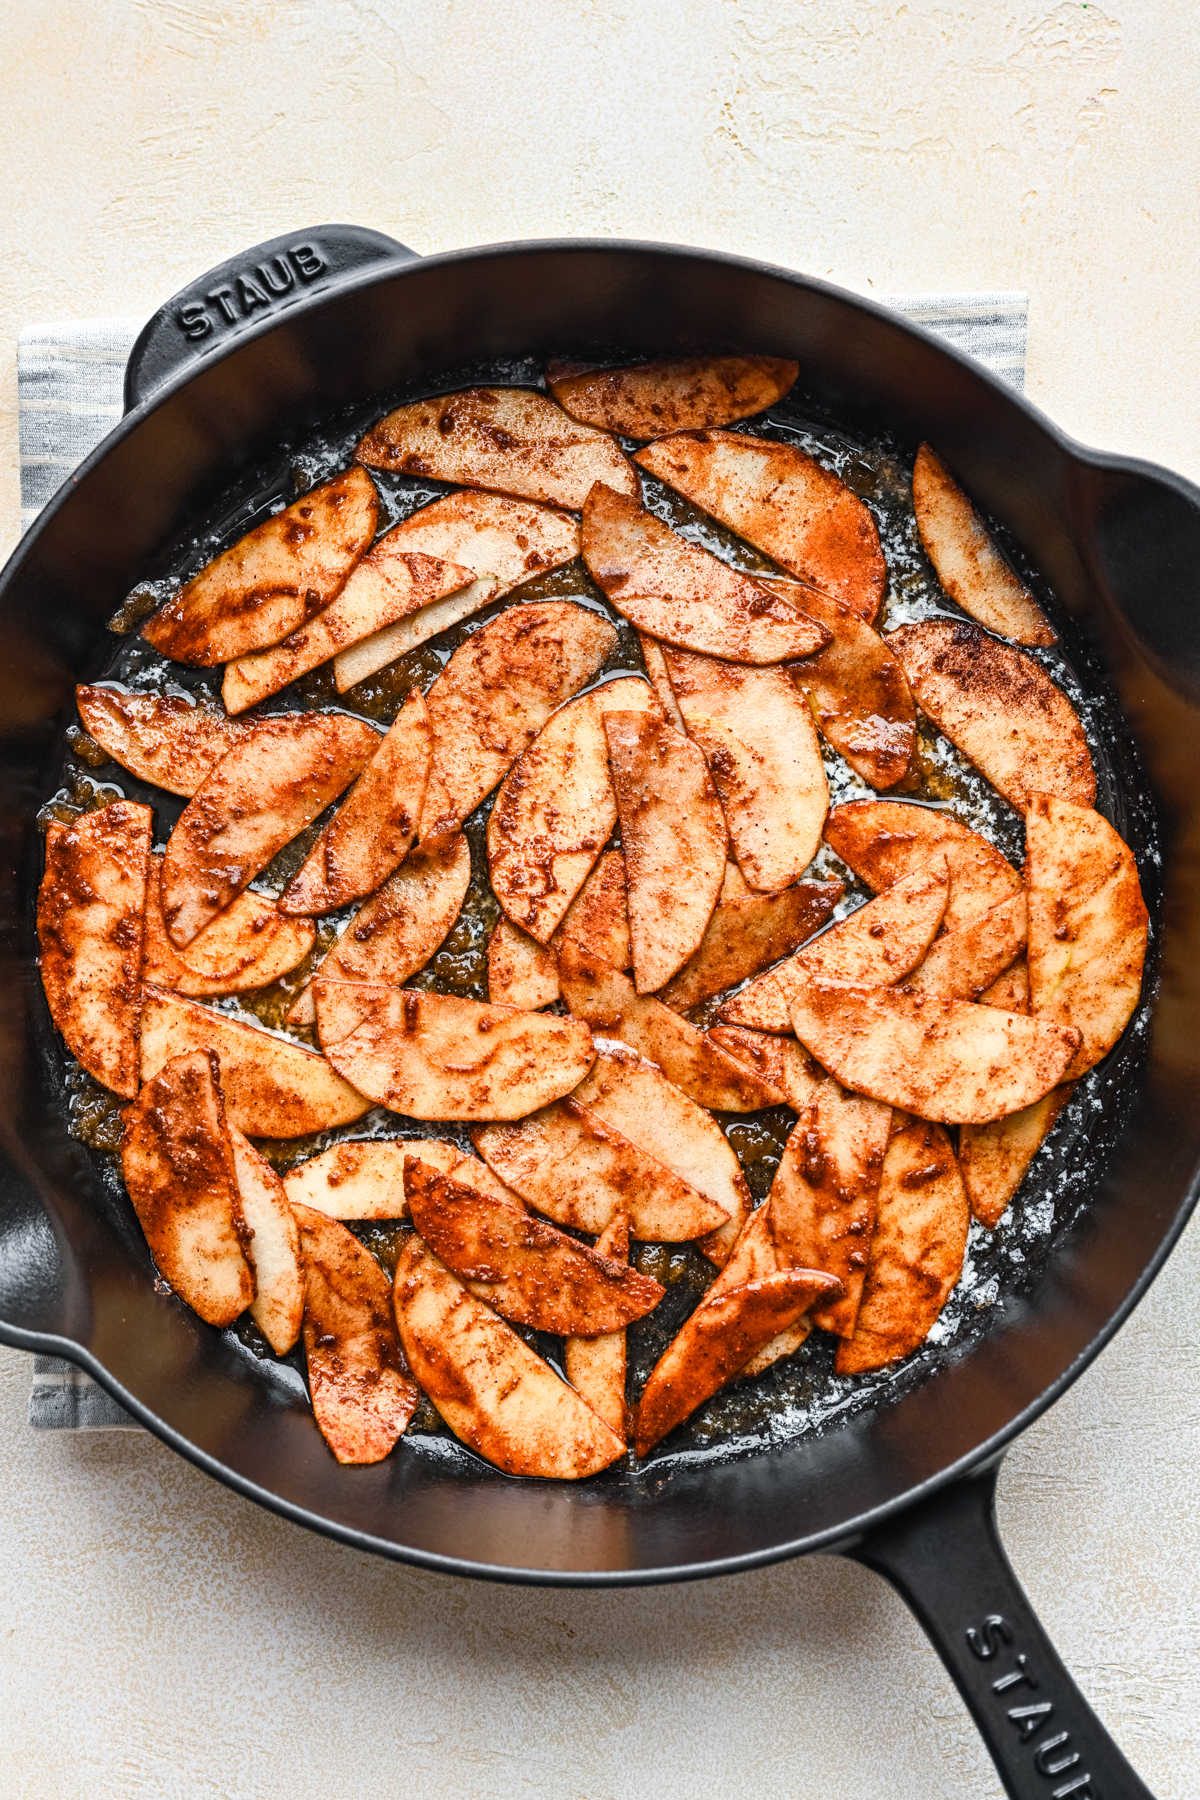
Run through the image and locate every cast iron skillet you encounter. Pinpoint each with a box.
[2,228,1198,1800]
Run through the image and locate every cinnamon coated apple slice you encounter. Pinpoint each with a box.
[661,870,841,1012]
[227,1126,304,1355]
[284,1138,521,1221]
[75,686,249,797]
[824,800,1022,933]
[913,444,1054,646]
[142,857,315,997]
[547,354,798,436]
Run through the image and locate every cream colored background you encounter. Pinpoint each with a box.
[1,2,1197,1796]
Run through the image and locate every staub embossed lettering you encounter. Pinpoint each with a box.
[965,1614,1097,1798]
[174,243,328,342]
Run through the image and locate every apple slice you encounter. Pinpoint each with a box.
[315,983,595,1121]
[887,620,1095,811]
[284,1137,521,1220]
[222,550,479,713]
[558,943,782,1110]
[75,686,249,796]
[825,799,1022,932]
[404,1156,663,1335]
[573,1045,751,1263]
[38,800,152,1097]
[581,483,826,663]
[487,916,560,1009]
[637,632,686,727]
[1026,794,1148,1077]
[487,676,662,943]
[142,857,314,997]
[143,466,379,665]
[140,986,369,1136]
[227,1126,304,1354]
[547,355,798,436]
[769,1086,891,1337]
[161,712,379,947]
[661,873,841,1012]
[981,960,1029,1012]
[754,577,915,788]
[357,387,637,508]
[418,601,617,845]
[960,1086,1073,1229]
[288,833,471,1029]
[279,688,431,914]
[604,709,728,993]
[787,978,1079,1124]
[332,490,580,692]
[563,1212,629,1439]
[701,1205,810,1376]
[633,1268,841,1455]
[902,892,1026,1002]
[473,1100,730,1242]
[393,1239,626,1479]
[557,848,631,969]
[836,1119,969,1375]
[913,445,1055,646]
[293,1203,418,1464]
[705,1028,825,1114]
[722,864,949,1032]
[120,1049,254,1326]
[635,431,886,621]
[657,644,829,891]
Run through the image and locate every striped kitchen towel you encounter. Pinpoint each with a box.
[21,289,1028,1429]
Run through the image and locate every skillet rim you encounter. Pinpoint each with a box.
[2,234,1197,1584]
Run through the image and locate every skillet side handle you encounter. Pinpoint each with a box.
[122,224,419,413]
[848,1464,1155,1799]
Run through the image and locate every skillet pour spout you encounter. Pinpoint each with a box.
[2,227,1197,1800]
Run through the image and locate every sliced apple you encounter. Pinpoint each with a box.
[120,1049,254,1326]
[140,986,370,1136]
[284,1137,521,1220]
[769,1086,891,1337]
[633,1268,841,1455]
[227,1126,304,1354]
[887,620,1094,812]
[315,983,595,1121]
[661,873,841,1013]
[755,576,915,788]
[657,644,829,891]
[981,959,1030,1012]
[38,800,152,1097]
[787,978,1079,1124]
[637,631,686,727]
[1026,794,1149,1078]
[558,943,782,1110]
[487,676,662,944]
[332,490,579,692]
[487,915,560,1009]
[222,550,478,714]
[836,1119,969,1375]
[289,833,472,1029]
[357,387,637,508]
[75,686,249,797]
[142,856,315,998]
[547,355,798,436]
[825,799,1022,933]
[572,1045,751,1264]
[702,1204,811,1375]
[161,712,379,947]
[705,1027,825,1114]
[293,1202,418,1464]
[393,1239,626,1479]
[563,1212,629,1439]
[913,445,1055,647]
[722,864,949,1033]
[902,892,1026,1002]
[279,688,431,914]
[473,1099,730,1242]
[635,430,886,621]
[960,1086,1073,1229]
[556,848,631,969]
[143,466,379,666]
[404,1156,663,1335]
[604,709,728,993]
[418,601,616,845]
[581,483,826,663]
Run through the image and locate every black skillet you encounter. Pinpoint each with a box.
[2,228,1198,1800]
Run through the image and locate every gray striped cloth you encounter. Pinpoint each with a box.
[21,290,1028,1429]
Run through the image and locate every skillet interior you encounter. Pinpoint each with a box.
[2,244,1198,1579]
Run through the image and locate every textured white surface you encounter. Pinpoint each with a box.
[1,2,1198,1796]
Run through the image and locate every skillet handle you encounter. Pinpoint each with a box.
[848,1463,1155,1799]
[122,223,419,413]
